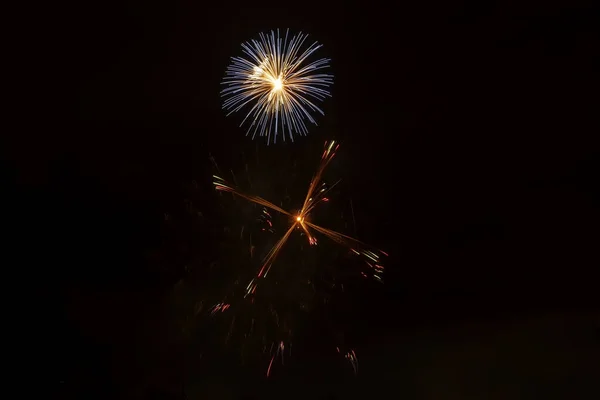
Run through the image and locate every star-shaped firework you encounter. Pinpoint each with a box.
[213,140,387,297]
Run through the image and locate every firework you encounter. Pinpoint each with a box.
[221,29,333,144]
[213,140,387,297]
[209,141,386,378]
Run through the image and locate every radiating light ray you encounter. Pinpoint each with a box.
[300,141,339,214]
[244,222,296,297]
[213,175,291,216]
[221,30,333,144]
[305,221,369,248]
[257,223,296,279]
[305,221,387,278]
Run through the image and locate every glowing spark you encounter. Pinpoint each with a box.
[210,303,231,316]
[221,29,333,144]
[266,340,288,378]
[272,77,283,91]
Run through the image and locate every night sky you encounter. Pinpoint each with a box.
[11,1,600,399]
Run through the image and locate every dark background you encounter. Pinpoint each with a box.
[9,0,600,398]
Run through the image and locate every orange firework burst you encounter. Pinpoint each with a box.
[213,140,388,299]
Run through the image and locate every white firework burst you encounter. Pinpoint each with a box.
[221,29,333,144]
